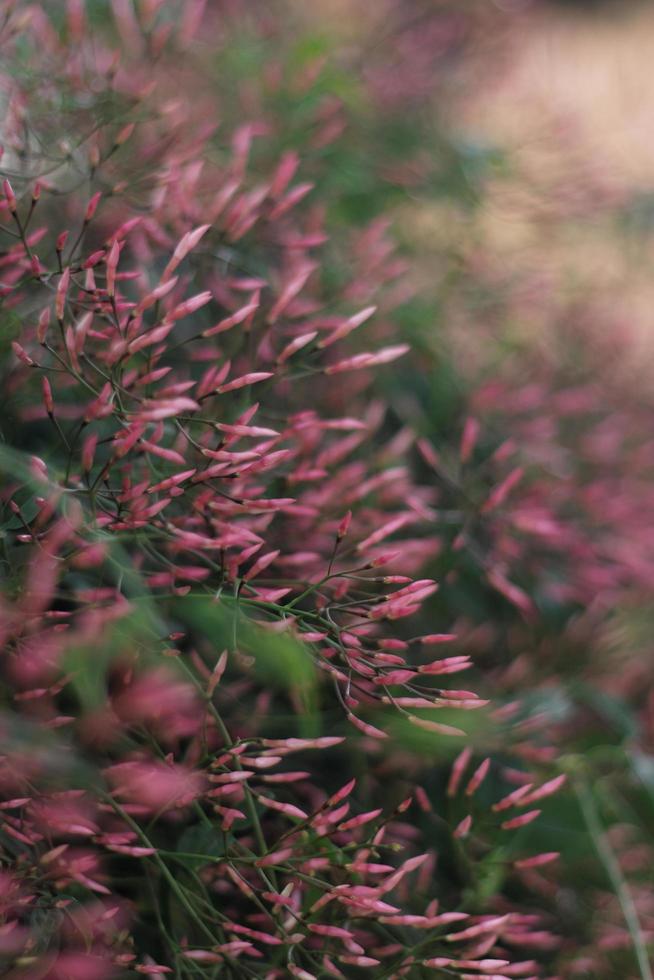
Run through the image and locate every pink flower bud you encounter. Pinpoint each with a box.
[243,549,280,582]
[268,180,314,221]
[419,655,472,676]
[347,713,388,739]
[41,376,54,414]
[482,466,525,514]
[11,341,34,366]
[460,416,480,464]
[407,715,465,737]
[225,922,283,946]
[288,966,317,980]
[337,808,382,832]
[325,344,409,375]
[215,421,279,439]
[216,371,273,394]
[452,814,472,839]
[417,633,456,644]
[115,122,135,146]
[417,436,440,469]
[169,291,212,320]
[256,795,307,821]
[84,191,102,222]
[29,456,48,481]
[337,510,352,540]
[133,276,178,315]
[327,778,356,807]
[513,852,559,870]
[162,224,211,280]
[3,178,16,212]
[82,249,106,269]
[501,809,541,831]
[318,305,376,349]
[517,774,567,806]
[492,784,534,813]
[55,268,70,321]
[277,330,317,364]
[181,951,222,963]
[270,150,300,198]
[207,650,228,695]
[366,552,401,568]
[36,308,50,344]
[254,847,293,867]
[202,298,259,337]
[445,914,510,942]
[105,240,120,297]
[465,758,491,797]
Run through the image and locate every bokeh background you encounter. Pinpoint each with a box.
[2,1,654,977]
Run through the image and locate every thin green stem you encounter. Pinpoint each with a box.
[102,793,225,949]
[574,776,653,980]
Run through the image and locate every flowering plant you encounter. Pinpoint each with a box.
[2,2,647,979]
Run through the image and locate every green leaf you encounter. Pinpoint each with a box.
[172,594,318,716]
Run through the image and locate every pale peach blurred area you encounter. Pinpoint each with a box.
[293,0,654,383]
[463,2,654,185]
[453,2,654,382]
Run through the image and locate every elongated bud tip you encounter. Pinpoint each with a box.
[365,551,401,569]
[84,191,102,222]
[82,249,106,270]
[337,510,352,540]
[32,180,42,202]
[37,308,50,345]
[55,267,71,322]
[460,416,480,464]
[56,231,69,252]
[81,433,98,473]
[11,341,35,366]
[41,376,54,415]
[115,123,135,147]
[3,178,16,212]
